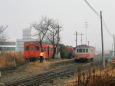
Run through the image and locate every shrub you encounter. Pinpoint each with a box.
[59,44,69,59]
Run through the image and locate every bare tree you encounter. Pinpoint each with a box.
[32,17,51,51]
[0,25,8,53]
[46,20,62,58]
[32,17,62,58]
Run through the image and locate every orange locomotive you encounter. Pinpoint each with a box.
[74,45,95,61]
[24,41,59,61]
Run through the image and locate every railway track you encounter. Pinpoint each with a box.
[4,63,84,86]
[3,61,102,86]
[0,57,104,86]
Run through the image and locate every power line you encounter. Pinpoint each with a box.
[84,0,100,17]
[84,0,113,37]
[102,19,113,37]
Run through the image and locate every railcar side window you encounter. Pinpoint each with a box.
[44,47,46,52]
[77,49,79,52]
[86,49,88,52]
[35,46,39,51]
[25,46,29,51]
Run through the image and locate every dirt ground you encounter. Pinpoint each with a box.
[24,59,72,74]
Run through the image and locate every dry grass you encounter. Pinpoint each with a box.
[24,60,51,74]
[24,59,72,74]
[0,52,26,68]
[63,63,115,86]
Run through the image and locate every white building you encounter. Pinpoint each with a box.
[0,39,16,53]
[16,28,36,53]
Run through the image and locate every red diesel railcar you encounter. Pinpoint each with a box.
[74,45,95,61]
[24,41,59,60]
[66,47,74,52]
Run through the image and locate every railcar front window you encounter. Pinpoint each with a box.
[35,46,39,51]
[79,49,82,53]
[25,46,29,51]
[86,49,88,52]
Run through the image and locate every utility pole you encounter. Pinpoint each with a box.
[100,11,105,68]
[85,20,88,45]
[81,34,83,45]
[76,31,77,47]
[113,35,115,58]
[87,41,90,46]
[57,25,61,46]
[112,43,114,58]
[56,25,61,58]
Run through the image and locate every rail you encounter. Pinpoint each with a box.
[4,61,101,86]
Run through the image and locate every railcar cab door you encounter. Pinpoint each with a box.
[47,46,49,58]
[29,42,35,58]
[35,46,40,58]
[34,42,40,58]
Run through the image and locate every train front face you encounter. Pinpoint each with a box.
[24,42,41,60]
[74,45,95,61]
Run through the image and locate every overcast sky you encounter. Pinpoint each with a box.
[0,0,115,51]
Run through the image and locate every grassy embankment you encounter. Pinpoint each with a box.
[0,52,26,68]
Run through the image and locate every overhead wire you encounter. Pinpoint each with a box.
[84,0,113,37]
[84,0,100,17]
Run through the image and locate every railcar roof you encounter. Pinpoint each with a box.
[24,41,59,47]
[76,45,95,48]
[25,41,51,44]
